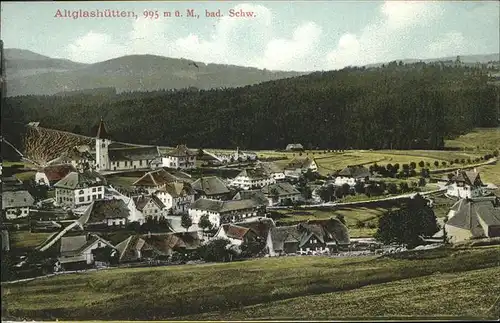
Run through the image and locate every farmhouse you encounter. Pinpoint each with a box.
[2,190,35,220]
[188,198,264,228]
[261,182,302,206]
[191,176,231,200]
[213,224,259,247]
[335,165,370,186]
[51,145,96,170]
[445,196,500,243]
[268,218,350,256]
[445,169,485,199]
[143,232,201,258]
[154,182,195,215]
[132,195,166,219]
[35,164,77,187]
[54,170,107,208]
[284,158,318,179]
[231,168,276,190]
[258,162,286,180]
[133,169,193,194]
[58,234,116,269]
[162,145,197,170]
[114,235,157,263]
[286,143,304,151]
[94,119,160,171]
[78,198,135,228]
[232,190,269,207]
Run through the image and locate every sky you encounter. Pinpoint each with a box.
[1,1,499,71]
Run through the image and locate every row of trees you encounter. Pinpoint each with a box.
[3,63,498,152]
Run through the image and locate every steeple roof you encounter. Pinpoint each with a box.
[96,118,110,139]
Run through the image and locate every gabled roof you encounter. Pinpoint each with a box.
[2,190,35,209]
[305,218,350,245]
[270,225,302,251]
[285,158,314,170]
[158,182,194,198]
[166,145,196,157]
[220,224,251,240]
[79,199,130,224]
[60,234,114,257]
[132,195,166,211]
[261,182,301,197]
[233,190,269,206]
[447,197,500,237]
[236,168,270,180]
[133,169,193,187]
[448,170,483,186]
[115,235,148,262]
[189,198,260,213]
[338,165,370,179]
[109,146,160,162]
[96,119,110,139]
[191,176,230,196]
[39,164,77,182]
[235,218,276,240]
[54,171,106,190]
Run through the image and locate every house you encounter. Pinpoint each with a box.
[285,143,304,151]
[445,169,485,199]
[261,182,302,206]
[94,119,160,171]
[267,218,350,256]
[231,168,276,190]
[78,198,134,228]
[50,145,96,170]
[335,165,370,186]
[234,217,276,253]
[155,182,195,215]
[213,224,259,247]
[115,235,156,263]
[284,158,318,179]
[189,198,264,228]
[58,233,116,269]
[191,176,231,200]
[132,195,166,219]
[232,190,269,207]
[162,145,197,170]
[133,169,193,194]
[54,170,107,208]
[2,190,35,219]
[445,196,500,243]
[35,164,77,187]
[258,162,286,181]
[202,148,258,164]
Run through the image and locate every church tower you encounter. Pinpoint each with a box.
[95,118,111,171]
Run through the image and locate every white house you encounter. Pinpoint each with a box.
[132,169,193,194]
[162,145,197,169]
[132,195,166,219]
[285,143,304,151]
[231,168,276,190]
[154,182,195,215]
[335,165,370,187]
[203,147,258,164]
[261,182,302,206]
[94,119,160,172]
[188,198,264,229]
[213,224,257,247]
[258,162,286,181]
[445,169,485,199]
[58,234,116,266]
[284,158,318,179]
[2,190,35,219]
[54,170,107,208]
[35,164,77,187]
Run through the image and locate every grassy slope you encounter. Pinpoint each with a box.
[9,231,52,250]
[2,246,499,321]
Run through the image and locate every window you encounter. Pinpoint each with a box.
[140,160,143,166]
[92,188,96,192]
[102,143,106,148]
[79,197,85,202]
[79,190,84,195]
[87,196,90,201]
[98,194,102,199]
[98,187,102,191]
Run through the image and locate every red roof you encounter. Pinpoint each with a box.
[43,164,77,182]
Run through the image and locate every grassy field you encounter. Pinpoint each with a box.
[2,246,499,321]
[9,231,52,250]
[445,128,500,150]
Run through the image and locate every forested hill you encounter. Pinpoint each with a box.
[3,62,499,151]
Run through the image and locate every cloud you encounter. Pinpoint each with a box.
[326,1,445,69]
[66,32,127,63]
[427,31,466,58]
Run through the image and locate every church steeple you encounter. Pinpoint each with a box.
[96,117,110,139]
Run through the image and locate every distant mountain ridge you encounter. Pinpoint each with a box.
[365,53,499,68]
[4,49,306,96]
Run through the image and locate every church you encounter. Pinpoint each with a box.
[94,119,161,172]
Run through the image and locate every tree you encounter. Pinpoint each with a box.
[319,185,334,202]
[374,198,439,249]
[410,162,417,170]
[198,214,213,232]
[336,214,346,225]
[354,181,365,194]
[199,238,237,262]
[181,213,193,232]
[418,160,425,168]
[387,183,398,194]
[334,187,344,199]
[341,183,351,196]
[240,239,266,258]
[418,177,426,187]
[434,161,439,167]
[441,161,447,167]
[399,182,409,193]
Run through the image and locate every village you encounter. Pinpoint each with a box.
[1,119,500,279]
